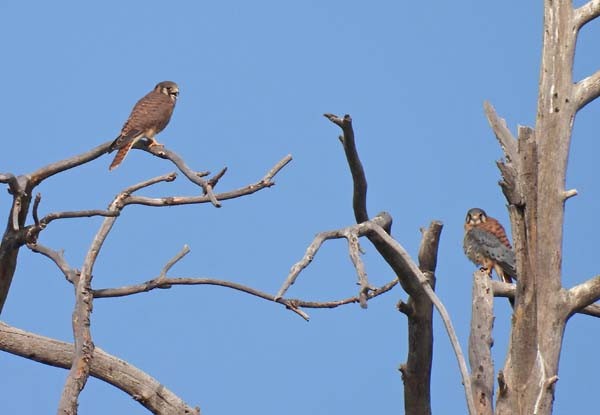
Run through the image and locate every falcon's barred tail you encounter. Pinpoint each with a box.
[109,140,135,170]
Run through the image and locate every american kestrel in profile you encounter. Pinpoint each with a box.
[463,207,517,283]
[109,81,179,170]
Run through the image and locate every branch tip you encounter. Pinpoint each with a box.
[562,189,578,200]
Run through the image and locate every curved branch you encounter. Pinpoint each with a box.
[574,0,600,29]
[59,173,177,414]
[363,222,476,415]
[28,142,112,187]
[566,275,600,317]
[574,69,600,111]
[94,275,398,321]
[323,114,368,223]
[140,143,222,207]
[0,322,199,414]
[92,243,398,322]
[26,242,77,283]
[325,112,445,414]
[59,206,119,413]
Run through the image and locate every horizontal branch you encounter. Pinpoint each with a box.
[94,275,398,321]
[0,322,199,414]
[124,154,292,208]
[92,241,394,321]
[490,280,600,318]
[574,0,600,29]
[566,275,600,316]
[35,210,119,230]
[574,69,600,111]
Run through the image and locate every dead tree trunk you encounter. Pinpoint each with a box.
[476,1,600,414]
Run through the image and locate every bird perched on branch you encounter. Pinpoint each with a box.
[109,81,179,170]
[463,207,517,283]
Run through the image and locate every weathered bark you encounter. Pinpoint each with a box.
[0,322,200,414]
[469,270,494,415]
[502,2,575,413]
[482,1,600,414]
[0,175,34,314]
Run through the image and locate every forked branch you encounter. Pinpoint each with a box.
[123,155,292,208]
[275,213,475,414]
[93,244,398,321]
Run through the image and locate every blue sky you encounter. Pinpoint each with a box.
[1,1,599,414]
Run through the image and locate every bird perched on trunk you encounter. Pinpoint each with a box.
[463,207,517,283]
[109,81,179,170]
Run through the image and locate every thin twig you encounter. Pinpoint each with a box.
[141,144,222,207]
[160,245,191,277]
[121,172,177,195]
[275,230,336,300]
[26,242,77,283]
[40,210,119,227]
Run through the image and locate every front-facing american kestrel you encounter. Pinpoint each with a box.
[463,207,517,283]
[109,81,179,170]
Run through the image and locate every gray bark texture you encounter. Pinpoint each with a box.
[473,1,600,414]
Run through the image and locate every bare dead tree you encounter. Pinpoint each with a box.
[466,1,600,414]
[0,132,426,412]
[4,3,600,414]
[274,114,477,415]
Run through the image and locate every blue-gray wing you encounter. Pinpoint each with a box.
[464,227,517,280]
